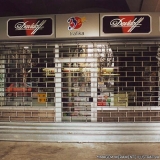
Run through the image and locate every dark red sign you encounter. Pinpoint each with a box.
[8,18,52,37]
[103,15,151,34]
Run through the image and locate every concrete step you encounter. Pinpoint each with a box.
[0,122,160,142]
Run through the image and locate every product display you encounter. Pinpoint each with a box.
[0,42,159,123]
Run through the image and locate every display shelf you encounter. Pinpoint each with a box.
[43,68,55,76]
[62,62,92,118]
[101,74,120,76]
[42,74,55,76]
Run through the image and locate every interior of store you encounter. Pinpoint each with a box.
[0,43,158,122]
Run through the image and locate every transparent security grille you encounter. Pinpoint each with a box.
[1,45,55,108]
[0,41,159,122]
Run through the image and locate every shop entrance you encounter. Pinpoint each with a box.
[55,44,98,122]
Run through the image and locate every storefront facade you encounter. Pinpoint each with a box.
[0,13,160,142]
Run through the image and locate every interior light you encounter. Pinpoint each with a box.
[43,68,55,71]
[63,68,79,70]
[24,46,29,49]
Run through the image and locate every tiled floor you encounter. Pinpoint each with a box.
[0,142,160,160]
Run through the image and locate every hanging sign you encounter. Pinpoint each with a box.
[56,13,99,38]
[7,18,53,37]
[102,15,151,34]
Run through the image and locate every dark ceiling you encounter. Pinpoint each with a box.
[0,0,159,17]
[0,0,130,17]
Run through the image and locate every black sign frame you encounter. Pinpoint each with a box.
[102,15,151,34]
[7,17,53,37]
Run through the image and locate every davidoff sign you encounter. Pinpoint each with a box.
[8,18,52,37]
[103,15,151,34]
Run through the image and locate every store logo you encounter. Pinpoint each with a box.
[67,17,86,30]
[103,15,151,34]
[110,17,144,32]
[15,20,46,35]
[8,18,53,37]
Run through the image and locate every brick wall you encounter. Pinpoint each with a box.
[97,110,160,122]
[0,109,55,122]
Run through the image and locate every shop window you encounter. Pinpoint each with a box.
[3,45,55,108]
